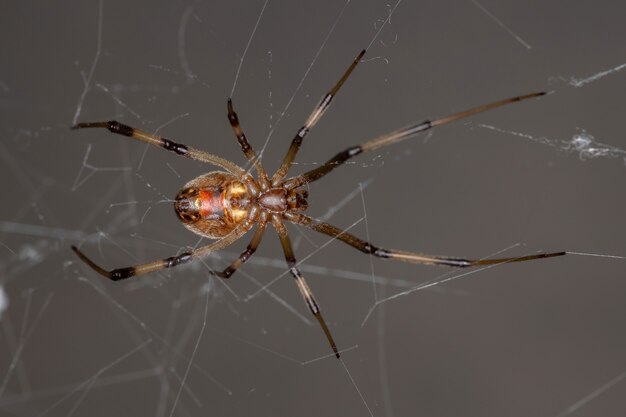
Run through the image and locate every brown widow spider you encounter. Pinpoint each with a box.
[71,49,565,358]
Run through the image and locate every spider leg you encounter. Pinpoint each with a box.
[286,212,565,267]
[72,220,256,281]
[271,49,366,185]
[283,92,546,189]
[271,214,340,358]
[227,98,271,189]
[72,121,246,176]
[212,213,268,279]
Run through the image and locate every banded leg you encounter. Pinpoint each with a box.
[286,212,566,268]
[212,213,268,278]
[271,214,340,358]
[271,49,366,185]
[72,217,256,281]
[72,121,245,176]
[284,92,546,189]
[227,99,271,189]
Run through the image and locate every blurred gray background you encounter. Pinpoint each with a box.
[1,1,626,416]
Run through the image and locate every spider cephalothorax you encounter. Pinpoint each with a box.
[71,49,565,359]
[256,187,309,212]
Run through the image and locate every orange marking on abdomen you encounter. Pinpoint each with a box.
[198,189,225,218]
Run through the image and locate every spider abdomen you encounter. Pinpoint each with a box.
[175,171,250,239]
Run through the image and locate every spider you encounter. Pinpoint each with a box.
[71,49,565,359]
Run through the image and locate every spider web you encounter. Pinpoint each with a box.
[1,1,626,416]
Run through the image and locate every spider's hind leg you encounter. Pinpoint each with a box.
[71,245,193,281]
[71,120,245,175]
[72,220,256,281]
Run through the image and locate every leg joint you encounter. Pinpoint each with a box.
[362,243,387,256]
[213,267,234,278]
[237,138,251,152]
[296,127,308,140]
[443,258,472,267]
[107,121,133,136]
[241,246,255,262]
[373,248,390,258]
[161,138,189,156]
[110,267,135,281]
[347,146,362,157]
[165,252,193,268]
[305,295,320,315]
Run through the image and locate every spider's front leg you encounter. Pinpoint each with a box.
[271,49,366,185]
[271,214,340,358]
[286,212,566,268]
[284,92,547,189]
